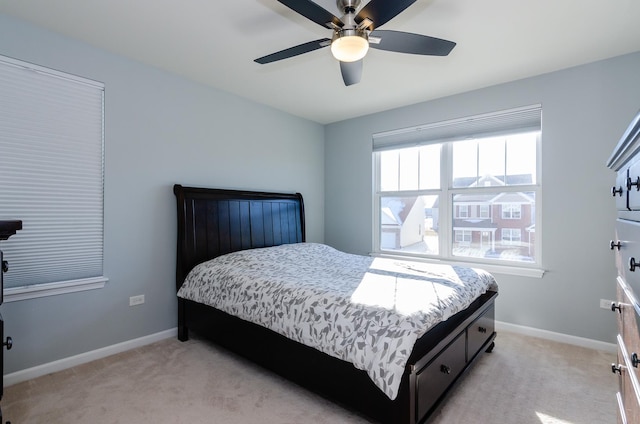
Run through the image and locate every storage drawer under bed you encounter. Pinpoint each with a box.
[416,331,466,420]
[467,304,495,361]
[414,301,495,422]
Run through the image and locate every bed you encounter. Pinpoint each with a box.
[173,184,498,424]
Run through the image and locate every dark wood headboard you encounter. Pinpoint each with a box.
[173,184,305,291]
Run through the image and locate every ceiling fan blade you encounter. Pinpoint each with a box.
[277,0,343,29]
[369,30,456,56]
[355,0,417,30]
[340,60,363,86]
[255,38,331,64]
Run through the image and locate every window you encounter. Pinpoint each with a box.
[373,105,541,269]
[502,204,522,219]
[456,205,469,219]
[455,230,472,244]
[0,55,106,301]
[479,204,490,218]
[501,228,522,245]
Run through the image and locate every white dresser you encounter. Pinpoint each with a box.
[608,109,640,424]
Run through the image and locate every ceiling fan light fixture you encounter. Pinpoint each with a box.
[331,30,369,62]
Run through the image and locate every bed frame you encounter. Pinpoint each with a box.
[174,184,497,424]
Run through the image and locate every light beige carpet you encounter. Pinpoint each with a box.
[3,331,615,423]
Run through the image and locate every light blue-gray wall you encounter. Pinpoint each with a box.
[1,11,638,376]
[325,51,640,344]
[0,14,325,373]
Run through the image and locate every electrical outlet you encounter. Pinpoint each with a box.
[600,299,614,310]
[129,294,145,306]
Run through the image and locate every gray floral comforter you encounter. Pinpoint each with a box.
[177,242,498,400]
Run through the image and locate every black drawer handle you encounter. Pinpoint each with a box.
[3,336,12,350]
[612,186,623,197]
[633,353,639,368]
[628,176,640,191]
[611,302,622,313]
[610,240,622,250]
[1,260,7,273]
[630,257,639,272]
[612,363,623,375]
[478,326,487,334]
[440,364,451,374]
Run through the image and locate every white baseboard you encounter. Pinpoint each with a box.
[3,323,616,387]
[496,321,617,353]
[4,328,177,387]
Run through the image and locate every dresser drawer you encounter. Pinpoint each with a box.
[615,219,640,296]
[616,336,640,424]
[416,332,466,419]
[467,304,494,361]
[614,169,629,211]
[616,278,640,381]
[628,161,640,211]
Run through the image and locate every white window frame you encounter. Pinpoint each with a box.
[0,55,107,301]
[501,228,522,245]
[479,204,490,219]
[372,105,543,278]
[502,203,522,219]
[455,229,472,244]
[456,205,470,218]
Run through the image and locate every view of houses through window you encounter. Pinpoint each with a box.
[377,131,539,265]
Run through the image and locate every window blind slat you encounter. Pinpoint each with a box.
[0,55,105,289]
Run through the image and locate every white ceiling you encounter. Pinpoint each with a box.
[1,0,639,124]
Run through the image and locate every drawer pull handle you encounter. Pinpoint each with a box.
[478,326,487,333]
[610,240,622,250]
[611,302,622,313]
[612,186,623,197]
[3,336,12,351]
[633,353,640,368]
[440,364,451,374]
[630,257,639,272]
[612,363,623,374]
[627,176,640,191]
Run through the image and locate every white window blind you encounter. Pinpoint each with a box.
[373,105,542,151]
[0,55,105,292]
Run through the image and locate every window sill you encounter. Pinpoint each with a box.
[371,253,545,278]
[3,276,108,302]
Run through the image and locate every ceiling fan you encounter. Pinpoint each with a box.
[254,0,456,86]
